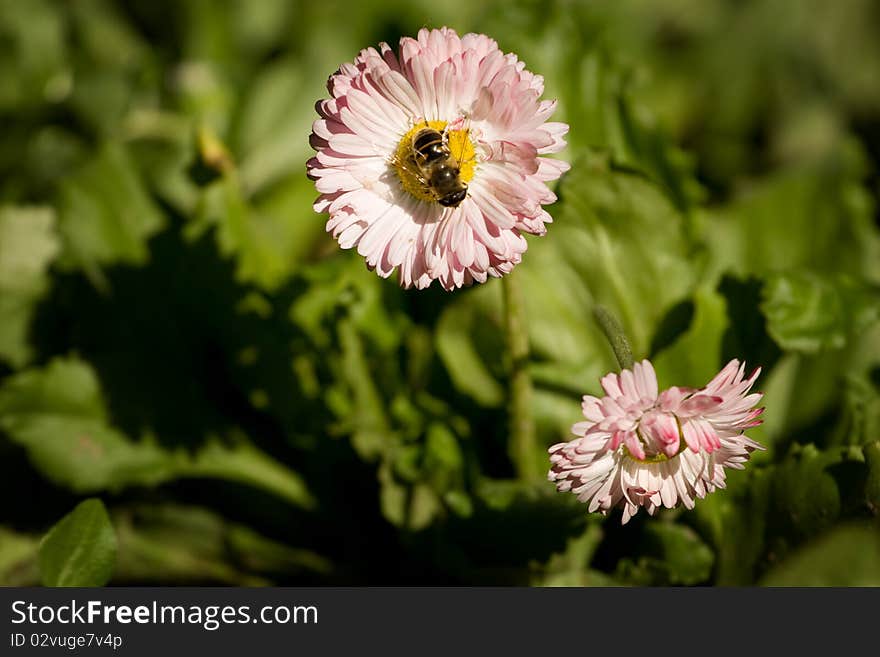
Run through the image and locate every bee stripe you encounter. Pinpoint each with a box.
[413,129,448,162]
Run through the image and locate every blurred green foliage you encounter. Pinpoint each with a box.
[1,0,879,586]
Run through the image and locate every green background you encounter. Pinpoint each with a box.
[1,0,879,586]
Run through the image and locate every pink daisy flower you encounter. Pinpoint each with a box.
[307,27,570,290]
[548,359,765,524]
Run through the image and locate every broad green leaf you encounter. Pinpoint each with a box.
[228,523,332,578]
[652,286,729,388]
[614,92,704,212]
[123,110,200,216]
[234,59,323,194]
[755,349,875,449]
[707,149,880,284]
[56,142,165,276]
[761,272,880,353]
[759,523,880,586]
[517,244,607,369]
[252,173,328,275]
[39,498,116,587]
[547,153,698,357]
[716,275,783,378]
[181,437,315,510]
[408,483,443,531]
[113,504,331,585]
[3,0,880,589]
[68,0,148,71]
[0,357,314,509]
[0,358,186,491]
[0,206,60,367]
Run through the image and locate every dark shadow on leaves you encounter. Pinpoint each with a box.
[649,298,694,357]
[408,491,588,585]
[29,217,326,452]
[719,274,782,372]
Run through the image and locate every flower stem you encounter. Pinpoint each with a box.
[593,305,635,371]
[502,272,539,481]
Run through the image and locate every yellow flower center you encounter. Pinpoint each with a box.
[391,120,477,203]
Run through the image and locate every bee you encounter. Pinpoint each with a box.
[395,123,470,208]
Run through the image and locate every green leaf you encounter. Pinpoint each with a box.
[0,357,185,491]
[615,92,704,212]
[760,523,880,586]
[707,150,880,284]
[652,286,729,388]
[761,271,880,353]
[0,205,60,367]
[234,58,323,194]
[228,523,332,578]
[39,498,117,587]
[182,437,315,510]
[56,142,165,277]
[113,504,330,585]
[754,352,856,448]
[544,153,698,357]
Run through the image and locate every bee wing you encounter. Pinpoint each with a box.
[387,151,432,188]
